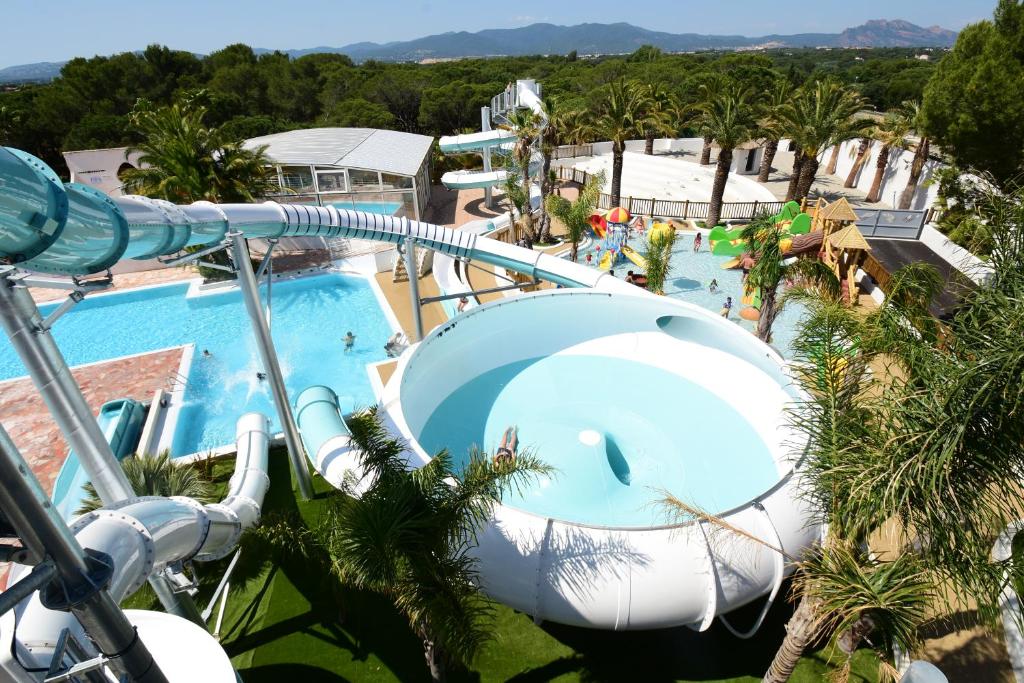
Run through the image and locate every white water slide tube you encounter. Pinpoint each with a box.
[9,413,271,671]
[440,80,546,191]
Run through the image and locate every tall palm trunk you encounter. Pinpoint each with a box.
[795,154,819,201]
[757,138,779,183]
[700,135,712,165]
[866,145,891,203]
[417,622,446,682]
[826,144,841,174]
[611,142,625,208]
[785,150,805,202]
[644,132,655,155]
[898,137,929,209]
[756,284,779,343]
[762,595,821,683]
[537,151,553,242]
[844,138,870,188]
[706,148,732,228]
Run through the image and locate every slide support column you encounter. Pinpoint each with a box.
[403,236,424,342]
[229,234,315,501]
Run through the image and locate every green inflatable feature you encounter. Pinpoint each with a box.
[788,212,812,235]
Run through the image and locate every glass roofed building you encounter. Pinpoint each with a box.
[243,128,434,220]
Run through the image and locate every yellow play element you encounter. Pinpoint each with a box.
[649,222,674,241]
[598,250,613,271]
[621,244,647,269]
[721,257,741,270]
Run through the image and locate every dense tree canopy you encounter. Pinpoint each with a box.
[0,42,940,178]
[922,0,1024,187]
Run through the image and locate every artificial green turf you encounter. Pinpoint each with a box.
[162,451,881,682]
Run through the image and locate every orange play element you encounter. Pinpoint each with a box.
[606,207,631,224]
[739,307,760,321]
[588,212,607,237]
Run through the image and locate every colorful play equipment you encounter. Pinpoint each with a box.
[714,199,849,321]
[589,207,636,271]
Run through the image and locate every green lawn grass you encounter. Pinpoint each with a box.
[142,451,881,682]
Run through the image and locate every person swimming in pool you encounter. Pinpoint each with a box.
[709,278,719,293]
[720,296,733,318]
[495,426,518,465]
[693,232,703,252]
[343,331,356,353]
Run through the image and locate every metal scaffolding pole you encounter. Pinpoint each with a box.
[403,236,424,342]
[0,272,204,627]
[229,233,314,500]
[0,423,168,683]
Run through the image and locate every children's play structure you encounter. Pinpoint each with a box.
[713,199,870,321]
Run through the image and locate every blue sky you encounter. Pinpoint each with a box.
[1,0,996,69]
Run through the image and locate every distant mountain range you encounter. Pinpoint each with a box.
[0,19,958,84]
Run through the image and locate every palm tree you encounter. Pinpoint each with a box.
[640,84,678,155]
[546,172,603,262]
[757,80,790,183]
[897,101,930,210]
[843,137,872,188]
[865,109,911,203]
[502,108,544,242]
[537,98,584,243]
[322,408,550,682]
[760,193,1024,682]
[78,451,213,514]
[777,80,869,201]
[122,94,277,203]
[585,79,649,208]
[699,86,759,228]
[642,228,676,295]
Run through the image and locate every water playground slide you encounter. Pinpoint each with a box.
[438,129,517,153]
[598,250,613,270]
[439,169,509,190]
[51,398,145,522]
[621,244,647,269]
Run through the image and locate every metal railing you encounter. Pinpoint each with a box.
[557,167,785,222]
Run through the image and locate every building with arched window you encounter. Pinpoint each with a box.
[243,128,434,221]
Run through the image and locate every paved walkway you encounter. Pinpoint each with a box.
[0,347,185,494]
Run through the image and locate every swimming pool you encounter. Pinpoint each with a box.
[0,274,392,456]
[327,201,402,215]
[580,232,808,357]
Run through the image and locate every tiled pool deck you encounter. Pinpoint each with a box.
[0,347,185,495]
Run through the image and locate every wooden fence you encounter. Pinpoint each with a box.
[556,166,785,222]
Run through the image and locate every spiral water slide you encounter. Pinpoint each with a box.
[439,80,546,191]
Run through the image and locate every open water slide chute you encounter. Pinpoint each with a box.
[620,244,647,269]
[51,398,145,522]
[438,129,517,154]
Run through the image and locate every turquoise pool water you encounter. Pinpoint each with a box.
[0,274,391,456]
[580,233,807,357]
[328,201,402,215]
[417,355,779,527]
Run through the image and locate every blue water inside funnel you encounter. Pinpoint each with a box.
[417,355,779,528]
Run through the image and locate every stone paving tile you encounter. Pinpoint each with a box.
[0,348,185,496]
